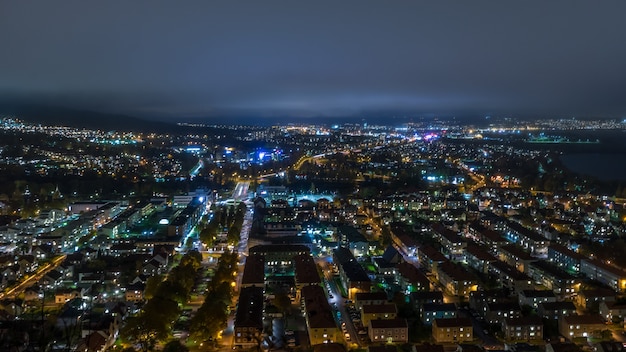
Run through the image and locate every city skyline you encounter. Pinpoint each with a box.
[2,1,626,121]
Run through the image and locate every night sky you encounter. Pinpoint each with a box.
[1,1,626,120]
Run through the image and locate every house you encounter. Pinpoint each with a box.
[141,259,163,276]
[368,318,408,344]
[32,245,53,259]
[538,301,577,320]
[0,300,23,317]
[40,270,64,289]
[24,286,42,302]
[432,318,473,343]
[108,242,136,257]
[151,253,169,267]
[17,255,37,273]
[125,282,145,302]
[576,289,615,311]
[558,314,606,339]
[54,288,82,304]
[519,290,557,309]
[596,341,626,352]
[373,257,396,276]
[502,316,543,341]
[421,303,457,325]
[361,304,397,326]
[1,264,20,284]
[77,331,110,352]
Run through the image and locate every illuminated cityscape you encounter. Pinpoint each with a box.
[1,114,626,352]
[2,1,626,352]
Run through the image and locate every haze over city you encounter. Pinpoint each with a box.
[2,1,626,121]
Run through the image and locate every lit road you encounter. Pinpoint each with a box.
[317,258,363,347]
[232,181,250,201]
[0,254,67,300]
[221,194,254,350]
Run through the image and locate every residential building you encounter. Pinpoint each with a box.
[301,285,340,345]
[519,290,557,309]
[485,302,522,324]
[502,316,543,341]
[599,301,626,323]
[431,223,467,261]
[411,291,444,312]
[355,292,388,309]
[241,254,265,289]
[580,258,626,292]
[489,260,534,296]
[527,261,578,296]
[538,301,577,321]
[334,247,372,299]
[395,262,430,293]
[234,287,264,348]
[548,244,584,274]
[421,303,457,325]
[369,318,408,344]
[504,221,549,256]
[432,318,473,343]
[436,260,478,297]
[465,244,497,274]
[498,245,535,273]
[361,303,397,326]
[558,314,605,339]
[576,289,615,311]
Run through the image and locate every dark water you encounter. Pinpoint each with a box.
[560,153,626,181]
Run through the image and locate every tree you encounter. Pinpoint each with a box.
[120,315,168,352]
[273,292,292,315]
[188,300,228,342]
[143,275,163,300]
[163,340,190,352]
[143,296,180,323]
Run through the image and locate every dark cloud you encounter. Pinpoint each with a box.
[1,1,625,119]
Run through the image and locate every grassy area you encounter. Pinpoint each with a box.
[333,277,348,298]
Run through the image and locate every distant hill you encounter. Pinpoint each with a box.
[0,104,178,133]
